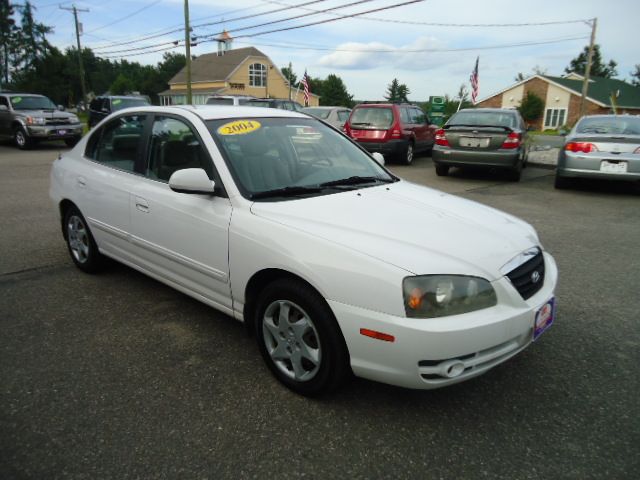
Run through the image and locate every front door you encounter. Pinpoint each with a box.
[129,114,233,311]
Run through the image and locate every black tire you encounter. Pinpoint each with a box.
[435,164,449,177]
[398,141,414,165]
[254,278,350,396]
[63,205,104,273]
[14,126,33,150]
[65,137,81,148]
[554,174,571,190]
[507,165,522,182]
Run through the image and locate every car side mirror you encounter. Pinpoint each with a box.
[372,152,385,166]
[558,128,568,136]
[58,104,65,111]
[101,107,109,113]
[0,105,8,111]
[169,168,216,195]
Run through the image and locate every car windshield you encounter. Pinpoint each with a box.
[10,95,56,110]
[349,107,393,129]
[111,98,150,111]
[575,116,640,135]
[448,111,517,128]
[207,97,235,105]
[303,108,331,119]
[207,117,395,200]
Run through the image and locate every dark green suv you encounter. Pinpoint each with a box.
[0,93,83,149]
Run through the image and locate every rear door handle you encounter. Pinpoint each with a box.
[135,196,149,213]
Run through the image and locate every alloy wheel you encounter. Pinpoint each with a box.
[67,215,90,264]
[262,299,321,382]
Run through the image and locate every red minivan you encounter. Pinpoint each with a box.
[343,103,437,165]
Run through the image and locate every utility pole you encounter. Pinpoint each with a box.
[61,4,89,109]
[579,17,597,118]
[288,61,292,100]
[184,0,192,104]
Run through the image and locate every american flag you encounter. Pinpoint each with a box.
[470,56,479,104]
[302,70,310,107]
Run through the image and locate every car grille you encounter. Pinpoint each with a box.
[506,250,545,300]
[45,118,72,126]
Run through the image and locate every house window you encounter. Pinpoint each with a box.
[249,63,267,87]
[544,108,567,129]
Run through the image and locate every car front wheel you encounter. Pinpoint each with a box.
[64,206,104,273]
[255,279,350,396]
[14,126,33,150]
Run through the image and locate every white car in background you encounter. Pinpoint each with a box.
[50,105,558,396]
[302,106,352,129]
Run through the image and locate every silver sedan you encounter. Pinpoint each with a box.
[555,115,640,188]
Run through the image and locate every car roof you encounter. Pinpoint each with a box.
[115,105,309,121]
[3,93,46,97]
[458,108,519,114]
[303,106,346,110]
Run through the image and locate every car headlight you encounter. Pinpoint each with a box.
[26,116,46,125]
[69,115,79,123]
[403,275,497,318]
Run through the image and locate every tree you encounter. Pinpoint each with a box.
[565,44,618,78]
[518,91,544,123]
[384,78,410,103]
[16,1,52,70]
[630,64,640,87]
[320,74,353,107]
[281,65,297,88]
[0,0,18,86]
[109,73,135,95]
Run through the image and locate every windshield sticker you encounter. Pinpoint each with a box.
[112,99,122,105]
[12,97,22,104]
[218,120,261,136]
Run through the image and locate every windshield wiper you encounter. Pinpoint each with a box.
[250,185,322,200]
[445,124,512,131]
[320,176,394,188]
[351,122,372,126]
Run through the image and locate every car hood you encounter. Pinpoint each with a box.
[250,181,539,280]
[14,109,77,120]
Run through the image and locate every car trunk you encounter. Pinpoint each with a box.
[571,134,640,153]
[348,107,393,142]
[443,126,512,151]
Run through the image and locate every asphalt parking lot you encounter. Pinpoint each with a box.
[1,142,638,479]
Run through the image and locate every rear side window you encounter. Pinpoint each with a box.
[337,110,350,122]
[400,107,411,123]
[86,114,146,172]
[350,107,394,129]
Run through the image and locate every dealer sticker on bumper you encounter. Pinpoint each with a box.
[534,297,555,341]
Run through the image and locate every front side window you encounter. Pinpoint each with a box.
[208,117,395,200]
[146,116,213,182]
[411,108,426,124]
[88,114,146,172]
[249,63,267,87]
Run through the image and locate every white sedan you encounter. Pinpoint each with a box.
[50,106,558,396]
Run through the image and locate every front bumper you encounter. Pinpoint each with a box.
[433,146,521,168]
[26,124,83,139]
[557,151,640,182]
[329,251,558,390]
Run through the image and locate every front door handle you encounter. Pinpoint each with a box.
[135,196,149,213]
[77,176,86,188]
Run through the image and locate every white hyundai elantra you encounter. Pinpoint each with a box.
[50,106,558,395]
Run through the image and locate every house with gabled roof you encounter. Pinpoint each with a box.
[476,73,640,130]
[158,40,319,107]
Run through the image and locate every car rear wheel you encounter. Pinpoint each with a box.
[399,141,414,165]
[435,164,449,176]
[507,161,523,182]
[64,206,104,273]
[14,126,33,150]
[255,278,350,396]
[554,174,571,189]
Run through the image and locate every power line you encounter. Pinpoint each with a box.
[84,0,162,35]
[261,0,591,27]
[91,0,331,51]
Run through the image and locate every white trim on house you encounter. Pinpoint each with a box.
[543,107,568,129]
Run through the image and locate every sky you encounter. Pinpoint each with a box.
[29,0,640,102]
